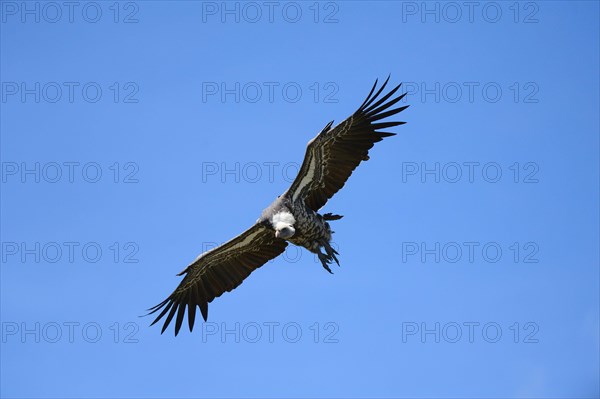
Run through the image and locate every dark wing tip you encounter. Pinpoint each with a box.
[146,298,170,314]
[360,76,392,111]
[146,293,209,335]
[200,302,209,321]
[188,296,197,332]
[356,77,409,126]
[358,78,379,109]
[174,300,186,336]
[145,302,208,336]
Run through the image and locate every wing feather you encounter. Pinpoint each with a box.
[287,77,409,211]
[148,223,287,335]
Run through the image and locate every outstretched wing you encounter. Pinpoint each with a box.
[147,224,287,335]
[287,76,408,211]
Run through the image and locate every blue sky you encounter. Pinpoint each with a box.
[1,1,598,398]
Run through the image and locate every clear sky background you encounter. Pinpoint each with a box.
[1,1,598,398]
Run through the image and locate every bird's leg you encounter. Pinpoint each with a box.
[317,251,334,274]
[316,239,340,274]
[322,240,339,266]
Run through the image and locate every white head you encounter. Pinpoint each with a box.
[272,211,296,239]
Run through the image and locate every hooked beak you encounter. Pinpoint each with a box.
[275,225,295,239]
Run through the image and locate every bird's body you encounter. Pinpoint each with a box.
[259,196,338,272]
[148,76,409,335]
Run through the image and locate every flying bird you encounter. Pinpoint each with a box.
[148,76,409,335]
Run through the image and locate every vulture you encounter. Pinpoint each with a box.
[148,76,409,335]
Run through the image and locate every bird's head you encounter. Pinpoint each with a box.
[271,211,296,239]
[274,224,295,239]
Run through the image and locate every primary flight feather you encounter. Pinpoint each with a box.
[148,76,409,335]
